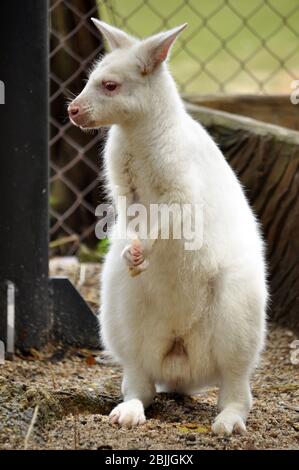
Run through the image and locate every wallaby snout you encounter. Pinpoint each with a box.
[68,99,94,128]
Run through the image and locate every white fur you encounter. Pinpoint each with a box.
[71,21,267,435]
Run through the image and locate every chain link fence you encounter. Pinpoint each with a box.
[100,0,299,94]
[50,0,105,254]
[49,0,299,253]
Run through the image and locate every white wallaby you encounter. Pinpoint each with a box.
[68,19,267,435]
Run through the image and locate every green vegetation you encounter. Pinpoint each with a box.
[78,239,110,263]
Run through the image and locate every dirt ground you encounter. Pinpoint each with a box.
[0,259,298,450]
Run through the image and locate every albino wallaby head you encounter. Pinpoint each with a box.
[68,19,187,129]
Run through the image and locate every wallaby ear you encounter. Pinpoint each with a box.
[91,18,136,50]
[137,23,188,75]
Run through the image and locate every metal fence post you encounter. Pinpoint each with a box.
[0,0,50,351]
[0,0,99,352]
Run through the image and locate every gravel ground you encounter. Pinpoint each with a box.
[0,259,298,450]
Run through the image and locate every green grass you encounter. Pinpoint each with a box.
[98,0,299,94]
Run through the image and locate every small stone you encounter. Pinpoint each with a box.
[186,434,196,442]
[97,444,113,450]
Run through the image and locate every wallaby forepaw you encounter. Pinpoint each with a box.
[212,410,246,436]
[109,399,146,428]
[121,239,149,276]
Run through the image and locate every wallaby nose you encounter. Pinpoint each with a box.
[68,101,92,128]
[68,104,80,117]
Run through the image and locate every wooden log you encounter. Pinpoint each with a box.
[185,103,299,330]
[184,94,299,132]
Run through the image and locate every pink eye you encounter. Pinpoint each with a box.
[102,81,119,93]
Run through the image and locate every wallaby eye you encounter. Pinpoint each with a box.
[102,81,119,93]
